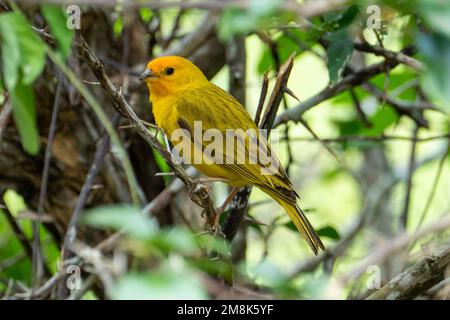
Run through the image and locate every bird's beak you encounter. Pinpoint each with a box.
[139,69,155,81]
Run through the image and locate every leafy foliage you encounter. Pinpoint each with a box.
[0,12,44,154]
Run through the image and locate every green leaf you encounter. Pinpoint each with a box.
[417,0,450,40]
[338,5,360,29]
[82,205,157,239]
[149,227,198,254]
[361,106,398,136]
[113,15,123,38]
[111,270,207,300]
[0,14,20,90]
[0,12,45,86]
[0,12,45,155]
[42,5,73,60]
[257,34,299,74]
[218,0,284,40]
[139,8,153,22]
[325,29,353,85]
[9,81,40,155]
[152,148,170,183]
[317,225,340,240]
[417,32,450,112]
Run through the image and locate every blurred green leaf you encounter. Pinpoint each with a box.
[152,148,171,183]
[111,269,207,300]
[195,233,230,256]
[139,8,153,22]
[324,29,353,85]
[301,274,332,299]
[148,227,198,254]
[361,106,398,136]
[0,12,44,155]
[82,205,157,239]
[42,5,73,60]
[337,4,360,29]
[317,225,340,240]
[0,12,45,87]
[9,81,40,155]
[218,0,285,40]
[113,15,123,38]
[333,117,362,136]
[3,188,28,217]
[251,259,286,287]
[257,34,299,74]
[417,32,450,113]
[417,0,450,39]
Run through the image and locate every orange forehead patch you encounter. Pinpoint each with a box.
[146,56,193,72]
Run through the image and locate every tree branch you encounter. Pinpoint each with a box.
[74,35,218,229]
[274,46,417,127]
[367,247,450,300]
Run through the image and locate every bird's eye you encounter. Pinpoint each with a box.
[166,67,175,75]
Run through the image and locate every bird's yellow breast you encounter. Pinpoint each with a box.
[151,96,245,186]
[151,97,179,136]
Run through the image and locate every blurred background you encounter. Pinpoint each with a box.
[0,0,449,300]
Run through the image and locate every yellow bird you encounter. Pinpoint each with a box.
[140,56,325,255]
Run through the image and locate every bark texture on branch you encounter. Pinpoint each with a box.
[367,247,450,300]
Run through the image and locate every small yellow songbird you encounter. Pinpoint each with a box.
[140,56,325,255]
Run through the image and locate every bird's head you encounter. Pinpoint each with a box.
[139,56,207,99]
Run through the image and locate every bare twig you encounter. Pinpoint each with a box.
[400,125,419,229]
[260,53,296,134]
[0,204,34,265]
[349,88,371,127]
[57,116,117,299]
[254,72,269,128]
[223,54,296,241]
[74,35,218,229]
[274,46,417,127]
[367,247,450,300]
[361,83,432,128]
[354,42,423,72]
[32,73,63,291]
[288,133,450,143]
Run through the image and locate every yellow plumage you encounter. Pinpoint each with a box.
[141,56,325,255]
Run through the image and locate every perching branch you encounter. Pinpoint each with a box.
[222,53,297,241]
[74,35,218,229]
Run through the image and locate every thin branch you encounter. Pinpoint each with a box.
[32,73,63,291]
[400,125,419,229]
[349,88,371,127]
[354,42,423,72]
[361,83,433,128]
[57,115,118,299]
[222,53,296,241]
[254,72,269,128]
[0,203,34,264]
[274,46,417,127]
[74,35,218,229]
[367,247,450,300]
[288,133,450,143]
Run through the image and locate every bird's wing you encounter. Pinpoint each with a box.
[173,84,296,202]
